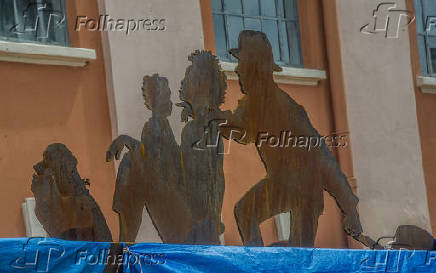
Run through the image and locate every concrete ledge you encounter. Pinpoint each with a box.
[0,40,96,67]
[220,61,327,86]
[417,76,436,94]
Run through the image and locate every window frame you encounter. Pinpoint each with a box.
[415,0,436,76]
[0,0,70,47]
[211,0,303,68]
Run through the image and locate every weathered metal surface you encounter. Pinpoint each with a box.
[31,143,112,241]
[376,225,434,250]
[28,31,429,249]
[214,30,364,247]
[177,51,226,244]
[107,74,192,243]
[103,243,124,273]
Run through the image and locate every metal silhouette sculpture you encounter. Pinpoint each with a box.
[376,225,434,250]
[31,143,112,241]
[107,74,192,243]
[177,51,226,244]
[214,30,364,247]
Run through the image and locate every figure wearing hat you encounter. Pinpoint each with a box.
[215,30,363,247]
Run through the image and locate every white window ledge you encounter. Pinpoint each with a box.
[0,40,96,67]
[220,61,327,86]
[417,76,436,94]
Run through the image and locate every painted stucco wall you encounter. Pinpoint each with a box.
[98,0,205,242]
[337,0,432,239]
[0,0,117,238]
[407,0,436,236]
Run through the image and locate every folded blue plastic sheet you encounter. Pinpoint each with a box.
[125,243,436,273]
[0,238,113,273]
[0,238,435,272]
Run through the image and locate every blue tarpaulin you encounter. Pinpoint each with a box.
[0,238,435,272]
[0,238,112,273]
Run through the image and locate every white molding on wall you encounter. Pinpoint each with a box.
[22,197,47,237]
[219,61,327,86]
[417,76,436,94]
[275,213,290,241]
[0,40,96,67]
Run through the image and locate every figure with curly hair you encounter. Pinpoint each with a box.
[177,51,227,244]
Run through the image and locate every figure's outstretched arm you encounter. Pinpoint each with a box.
[321,157,362,238]
[213,100,248,143]
[217,119,248,145]
[175,102,192,123]
[106,135,140,162]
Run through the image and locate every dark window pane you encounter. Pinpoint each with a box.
[227,15,244,49]
[244,18,261,31]
[431,47,436,73]
[424,16,436,37]
[0,1,14,30]
[286,22,302,65]
[211,0,302,67]
[415,0,436,75]
[0,0,69,46]
[213,14,228,59]
[417,35,428,74]
[263,19,280,62]
[223,0,242,13]
[278,21,290,63]
[211,0,223,12]
[260,0,277,17]
[53,0,69,45]
[242,0,260,16]
[422,0,436,21]
[277,0,285,18]
[427,36,436,74]
[284,0,298,19]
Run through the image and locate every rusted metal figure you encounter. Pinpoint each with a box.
[31,143,112,241]
[177,51,226,244]
[107,74,192,243]
[376,225,434,250]
[215,30,363,247]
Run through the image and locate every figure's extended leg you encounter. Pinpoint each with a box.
[114,152,146,243]
[234,179,283,246]
[288,204,320,247]
[118,200,144,242]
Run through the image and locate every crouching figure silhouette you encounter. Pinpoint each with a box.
[215,30,363,247]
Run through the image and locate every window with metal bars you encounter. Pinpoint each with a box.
[211,0,302,67]
[0,0,69,46]
[415,0,436,76]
